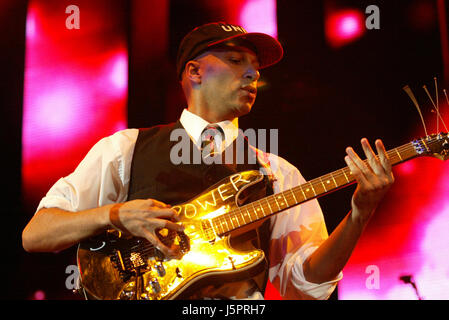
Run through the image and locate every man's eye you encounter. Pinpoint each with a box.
[229,58,241,64]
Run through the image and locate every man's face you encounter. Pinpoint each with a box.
[195,45,260,119]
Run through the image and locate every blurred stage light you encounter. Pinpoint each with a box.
[339,112,449,299]
[32,290,46,300]
[238,0,278,38]
[406,0,437,32]
[26,8,37,40]
[22,0,128,206]
[325,9,365,48]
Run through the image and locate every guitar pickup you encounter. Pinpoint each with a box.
[200,220,216,242]
[129,252,146,268]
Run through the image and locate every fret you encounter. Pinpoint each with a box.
[299,185,307,200]
[265,197,273,213]
[280,193,289,207]
[326,177,334,188]
[219,218,228,234]
[273,195,281,210]
[251,203,260,219]
[304,183,316,198]
[248,203,259,220]
[237,213,243,227]
[229,215,235,229]
[247,208,255,223]
[224,219,230,232]
[232,214,241,228]
[290,188,298,204]
[395,148,403,161]
[319,177,328,192]
[329,172,338,188]
[258,201,266,216]
[274,194,285,208]
[230,212,238,228]
[245,207,253,223]
[342,169,350,183]
[240,209,248,225]
[239,207,248,225]
[215,219,224,235]
[310,183,317,196]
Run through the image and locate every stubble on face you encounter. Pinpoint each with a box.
[196,47,259,121]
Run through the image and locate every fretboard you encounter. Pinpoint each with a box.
[210,141,421,236]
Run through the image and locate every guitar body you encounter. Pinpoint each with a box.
[77,170,268,300]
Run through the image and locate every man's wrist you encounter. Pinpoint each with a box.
[108,203,131,234]
[350,207,374,230]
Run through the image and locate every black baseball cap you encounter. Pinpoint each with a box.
[176,22,284,79]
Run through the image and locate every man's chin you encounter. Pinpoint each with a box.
[234,103,252,117]
[235,98,254,115]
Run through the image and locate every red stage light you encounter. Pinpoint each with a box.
[22,0,128,206]
[325,9,366,48]
[238,0,278,38]
[32,290,46,300]
[339,120,449,299]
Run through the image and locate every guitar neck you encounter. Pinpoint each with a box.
[210,141,422,236]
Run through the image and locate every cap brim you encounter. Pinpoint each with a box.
[206,32,284,70]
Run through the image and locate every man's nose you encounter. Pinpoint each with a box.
[244,66,260,82]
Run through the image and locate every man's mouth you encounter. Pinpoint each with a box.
[241,85,257,96]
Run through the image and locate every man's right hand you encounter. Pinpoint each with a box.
[108,199,184,257]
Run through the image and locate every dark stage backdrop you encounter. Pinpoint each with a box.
[3,0,448,300]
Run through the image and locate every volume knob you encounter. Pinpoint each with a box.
[155,262,166,277]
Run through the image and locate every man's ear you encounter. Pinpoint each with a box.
[184,60,202,84]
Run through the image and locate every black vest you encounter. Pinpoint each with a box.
[127,120,273,298]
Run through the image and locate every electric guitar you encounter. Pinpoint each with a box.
[77,133,449,300]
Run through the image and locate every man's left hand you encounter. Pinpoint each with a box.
[344,138,395,226]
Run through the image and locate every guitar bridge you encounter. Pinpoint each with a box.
[109,238,152,280]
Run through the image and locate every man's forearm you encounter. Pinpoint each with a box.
[22,205,113,253]
[303,209,370,284]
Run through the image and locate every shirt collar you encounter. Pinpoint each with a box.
[179,108,239,148]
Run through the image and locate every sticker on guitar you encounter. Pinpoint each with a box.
[172,173,253,219]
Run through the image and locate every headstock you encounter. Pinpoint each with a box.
[412,132,449,161]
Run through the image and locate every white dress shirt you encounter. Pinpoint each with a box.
[37,108,342,299]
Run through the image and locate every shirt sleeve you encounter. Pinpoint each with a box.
[266,154,343,300]
[36,129,139,213]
